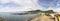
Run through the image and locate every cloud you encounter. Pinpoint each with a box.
[0,0,39,12]
[0,0,60,12]
[0,2,20,7]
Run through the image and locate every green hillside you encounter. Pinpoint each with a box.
[28,10,54,14]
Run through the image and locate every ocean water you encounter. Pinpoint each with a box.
[0,12,37,21]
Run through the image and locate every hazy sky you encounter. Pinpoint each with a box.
[0,0,60,12]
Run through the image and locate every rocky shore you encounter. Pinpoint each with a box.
[28,13,55,21]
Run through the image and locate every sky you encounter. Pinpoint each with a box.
[0,0,60,12]
[38,0,60,12]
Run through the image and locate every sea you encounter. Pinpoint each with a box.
[0,12,38,21]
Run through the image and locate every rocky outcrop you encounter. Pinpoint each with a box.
[28,13,55,21]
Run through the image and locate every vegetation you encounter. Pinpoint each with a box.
[13,10,54,15]
[28,10,54,14]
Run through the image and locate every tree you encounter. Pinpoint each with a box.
[47,10,54,13]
